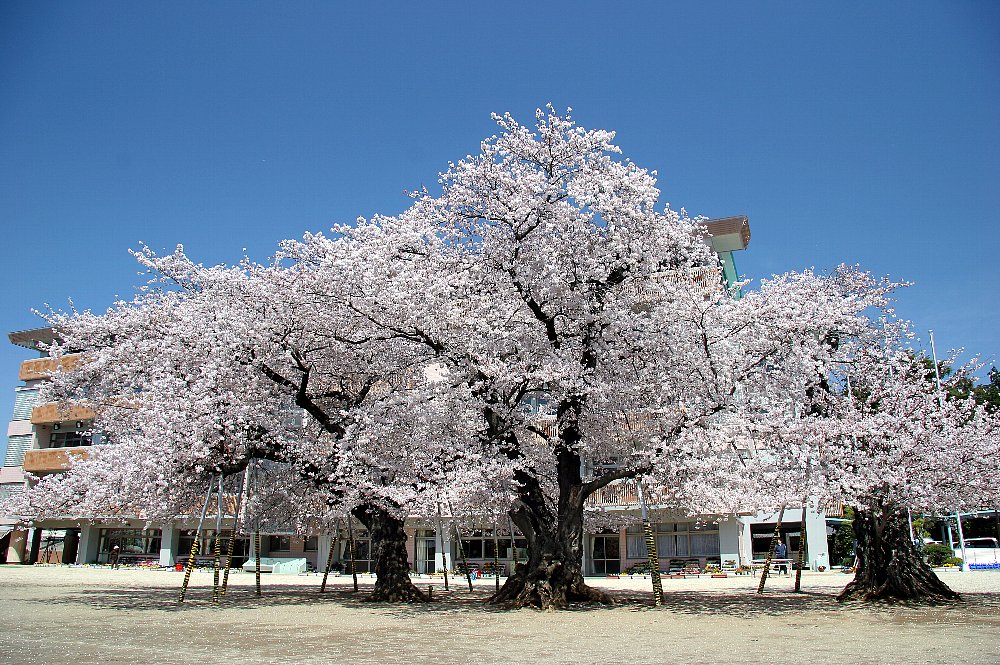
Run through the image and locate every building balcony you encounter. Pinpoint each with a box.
[22,447,91,475]
[19,354,83,382]
[29,403,95,425]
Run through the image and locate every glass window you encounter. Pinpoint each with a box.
[269,535,291,552]
[49,431,92,448]
[304,536,318,551]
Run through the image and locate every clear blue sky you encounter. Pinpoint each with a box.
[2,1,998,460]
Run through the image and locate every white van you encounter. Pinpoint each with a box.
[952,537,1000,565]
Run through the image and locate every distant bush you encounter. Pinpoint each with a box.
[946,556,964,567]
[923,543,953,566]
[840,556,855,568]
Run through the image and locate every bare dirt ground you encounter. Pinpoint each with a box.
[1,565,998,664]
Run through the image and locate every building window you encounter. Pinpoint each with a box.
[49,431,92,448]
[12,389,38,420]
[304,536,318,551]
[269,535,291,552]
[338,529,372,573]
[591,531,621,575]
[97,528,161,563]
[459,528,526,562]
[626,522,720,559]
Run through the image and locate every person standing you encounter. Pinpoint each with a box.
[774,540,788,575]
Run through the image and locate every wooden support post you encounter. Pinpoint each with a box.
[757,504,786,595]
[347,514,359,593]
[794,500,807,592]
[179,477,215,603]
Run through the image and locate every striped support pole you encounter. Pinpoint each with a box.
[756,504,786,595]
[212,476,224,604]
[320,522,339,593]
[347,514,359,593]
[794,501,807,593]
[636,481,663,607]
[179,477,216,603]
[221,469,246,597]
[254,530,262,595]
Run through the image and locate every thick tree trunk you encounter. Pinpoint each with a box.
[353,504,429,603]
[489,499,612,610]
[489,441,613,610]
[839,507,959,604]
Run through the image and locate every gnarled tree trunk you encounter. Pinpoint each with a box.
[839,506,959,604]
[353,504,429,603]
[489,445,614,610]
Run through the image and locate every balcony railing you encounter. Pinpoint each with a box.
[22,447,91,474]
[30,403,96,425]
[19,354,83,382]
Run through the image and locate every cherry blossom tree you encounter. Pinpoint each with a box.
[824,336,1000,602]
[278,108,906,609]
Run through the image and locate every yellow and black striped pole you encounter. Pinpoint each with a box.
[212,476,224,604]
[757,504,786,595]
[221,469,245,597]
[794,500,807,592]
[636,481,663,606]
[320,522,338,593]
[179,477,216,604]
[254,529,262,596]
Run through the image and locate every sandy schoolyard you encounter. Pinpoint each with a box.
[0,565,998,664]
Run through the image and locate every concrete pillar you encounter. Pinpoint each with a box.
[404,527,416,571]
[806,502,830,571]
[159,526,177,567]
[27,527,42,564]
[7,528,28,564]
[77,525,101,565]
[317,534,331,574]
[738,518,754,566]
[435,522,453,572]
[62,529,80,564]
[718,517,741,567]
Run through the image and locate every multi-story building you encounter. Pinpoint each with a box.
[0,216,832,574]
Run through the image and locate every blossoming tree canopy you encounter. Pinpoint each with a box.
[275,108,911,608]
[12,106,975,609]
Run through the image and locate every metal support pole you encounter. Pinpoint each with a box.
[955,512,970,573]
[347,514,359,592]
[448,501,474,592]
[492,520,502,593]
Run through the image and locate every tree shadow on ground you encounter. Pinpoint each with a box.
[25,580,1000,623]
